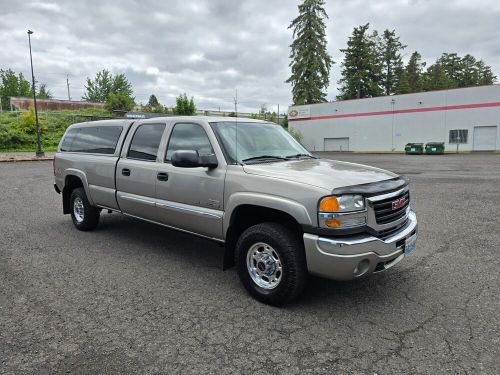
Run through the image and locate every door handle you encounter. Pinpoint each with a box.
[122,168,131,176]
[157,172,169,181]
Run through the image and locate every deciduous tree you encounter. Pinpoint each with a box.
[104,92,135,112]
[83,69,134,103]
[0,69,32,110]
[173,93,196,115]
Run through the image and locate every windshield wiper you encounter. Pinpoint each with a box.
[242,155,287,163]
[285,153,316,159]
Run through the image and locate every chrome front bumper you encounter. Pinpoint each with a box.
[303,211,417,280]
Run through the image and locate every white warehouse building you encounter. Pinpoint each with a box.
[288,84,500,152]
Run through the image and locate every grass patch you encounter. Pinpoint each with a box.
[0,109,115,152]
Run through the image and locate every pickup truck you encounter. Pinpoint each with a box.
[54,117,417,305]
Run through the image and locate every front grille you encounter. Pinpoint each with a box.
[373,190,410,224]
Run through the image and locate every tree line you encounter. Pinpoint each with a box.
[0,67,197,115]
[0,69,52,110]
[287,0,497,104]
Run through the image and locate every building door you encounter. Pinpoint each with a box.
[473,126,497,151]
[324,137,349,151]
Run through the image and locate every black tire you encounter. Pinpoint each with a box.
[70,187,100,231]
[235,222,307,306]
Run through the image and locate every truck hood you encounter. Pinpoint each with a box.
[242,158,398,191]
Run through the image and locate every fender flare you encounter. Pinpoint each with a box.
[64,168,95,206]
[223,192,312,238]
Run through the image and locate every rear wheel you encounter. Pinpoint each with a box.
[235,222,307,306]
[70,187,100,231]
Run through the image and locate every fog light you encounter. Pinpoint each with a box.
[353,259,370,277]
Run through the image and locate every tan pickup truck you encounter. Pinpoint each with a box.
[54,117,417,305]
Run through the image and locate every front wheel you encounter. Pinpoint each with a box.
[70,187,100,231]
[235,222,307,306]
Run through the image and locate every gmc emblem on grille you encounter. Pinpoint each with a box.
[391,197,406,210]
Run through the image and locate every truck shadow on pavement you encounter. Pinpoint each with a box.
[91,212,416,308]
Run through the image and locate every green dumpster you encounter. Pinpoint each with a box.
[405,143,424,155]
[425,142,445,155]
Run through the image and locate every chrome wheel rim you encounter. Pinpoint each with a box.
[73,197,84,223]
[246,242,282,290]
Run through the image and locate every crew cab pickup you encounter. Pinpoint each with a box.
[54,117,417,305]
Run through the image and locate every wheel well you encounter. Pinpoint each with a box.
[223,205,302,270]
[62,175,83,214]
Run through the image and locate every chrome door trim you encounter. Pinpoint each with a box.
[117,192,156,207]
[156,200,223,219]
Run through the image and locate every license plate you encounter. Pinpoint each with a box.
[432,148,436,151]
[404,234,417,256]
[411,148,415,151]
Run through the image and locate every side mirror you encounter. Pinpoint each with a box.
[171,150,218,169]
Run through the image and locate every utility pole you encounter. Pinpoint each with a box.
[277,104,280,125]
[66,74,71,101]
[28,30,44,157]
[234,88,238,118]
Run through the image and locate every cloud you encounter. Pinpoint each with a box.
[1,0,499,112]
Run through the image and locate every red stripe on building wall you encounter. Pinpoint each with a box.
[288,101,500,122]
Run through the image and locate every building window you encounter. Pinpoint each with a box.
[449,129,468,144]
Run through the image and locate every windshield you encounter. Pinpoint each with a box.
[210,121,311,164]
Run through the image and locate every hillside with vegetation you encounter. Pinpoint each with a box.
[0,108,114,151]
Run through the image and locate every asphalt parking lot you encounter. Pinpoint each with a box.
[1,153,499,374]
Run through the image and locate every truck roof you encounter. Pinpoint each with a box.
[69,116,271,128]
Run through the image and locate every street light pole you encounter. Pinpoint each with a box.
[28,30,44,157]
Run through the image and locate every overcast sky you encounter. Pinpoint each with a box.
[1,0,499,113]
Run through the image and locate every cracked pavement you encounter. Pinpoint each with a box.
[1,154,499,374]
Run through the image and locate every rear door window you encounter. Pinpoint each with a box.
[127,124,166,161]
[60,126,123,154]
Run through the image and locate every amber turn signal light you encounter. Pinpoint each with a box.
[324,218,342,228]
[319,196,339,212]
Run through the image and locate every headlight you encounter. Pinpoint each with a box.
[319,195,365,213]
[318,195,366,229]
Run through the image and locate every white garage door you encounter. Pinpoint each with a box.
[324,137,349,152]
[473,126,497,151]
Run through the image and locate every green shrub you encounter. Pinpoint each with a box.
[287,127,304,143]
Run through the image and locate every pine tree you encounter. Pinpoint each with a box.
[426,53,496,89]
[147,94,160,107]
[286,0,333,104]
[405,51,426,92]
[436,53,462,83]
[337,23,382,100]
[421,63,455,91]
[475,59,496,85]
[379,29,406,95]
[395,70,411,94]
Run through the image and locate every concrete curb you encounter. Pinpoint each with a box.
[0,155,54,162]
